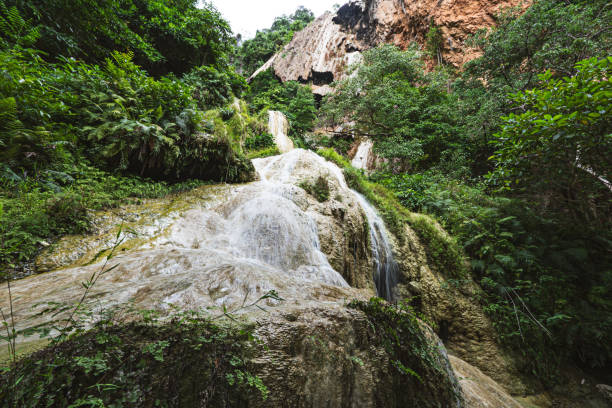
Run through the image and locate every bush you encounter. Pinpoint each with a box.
[320,45,464,173]
[246,146,280,160]
[0,0,234,76]
[0,48,255,183]
[299,176,330,202]
[183,65,247,109]
[237,7,314,76]
[0,313,268,406]
[245,132,275,151]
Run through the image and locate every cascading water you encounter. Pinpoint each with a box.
[5,148,399,340]
[352,192,399,301]
[260,149,399,301]
[268,111,294,153]
[351,138,374,170]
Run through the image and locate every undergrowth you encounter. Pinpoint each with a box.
[0,312,268,407]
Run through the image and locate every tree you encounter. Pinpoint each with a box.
[454,0,612,176]
[0,0,233,76]
[237,7,314,76]
[320,45,463,172]
[489,57,612,225]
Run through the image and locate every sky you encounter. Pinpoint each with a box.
[206,0,339,39]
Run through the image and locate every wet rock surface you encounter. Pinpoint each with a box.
[6,149,528,406]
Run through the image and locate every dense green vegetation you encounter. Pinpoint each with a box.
[0,1,277,270]
[236,7,314,76]
[1,0,235,76]
[321,0,611,384]
[0,0,610,400]
[0,310,268,406]
[320,45,463,174]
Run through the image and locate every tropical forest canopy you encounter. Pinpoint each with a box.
[0,0,611,395]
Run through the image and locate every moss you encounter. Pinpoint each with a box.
[0,317,267,407]
[348,298,462,407]
[246,146,280,159]
[299,176,330,202]
[407,214,466,278]
[34,184,234,273]
[318,148,466,278]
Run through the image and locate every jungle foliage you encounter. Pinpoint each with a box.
[0,0,234,76]
[322,0,612,384]
[0,0,611,395]
[0,2,259,271]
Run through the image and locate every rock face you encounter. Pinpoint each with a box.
[392,216,528,394]
[450,355,524,408]
[249,304,463,408]
[8,149,527,406]
[251,0,531,93]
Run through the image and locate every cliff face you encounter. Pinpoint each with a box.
[250,0,531,93]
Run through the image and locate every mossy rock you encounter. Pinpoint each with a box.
[0,319,266,407]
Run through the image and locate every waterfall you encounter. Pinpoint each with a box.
[351,139,374,170]
[259,149,399,301]
[268,111,294,153]
[7,149,401,339]
[352,192,399,301]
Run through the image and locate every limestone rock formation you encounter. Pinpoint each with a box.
[391,217,529,394]
[450,355,524,408]
[250,0,531,94]
[12,149,527,405]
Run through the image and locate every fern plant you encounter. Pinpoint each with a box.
[0,4,40,49]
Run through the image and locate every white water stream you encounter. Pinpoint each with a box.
[351,139,374,170]
[352,192,399,301]
[268,111,294,153]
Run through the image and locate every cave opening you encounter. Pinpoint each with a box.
[311,70,334,86]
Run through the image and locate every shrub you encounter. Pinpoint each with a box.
[299,176,330,202]
[0,315,268,406]
[246,146,280,160]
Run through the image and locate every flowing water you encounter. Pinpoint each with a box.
[4,145,400,343]
[268,111,294,153]
[351,138,374,170]
[352,192,399,301]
